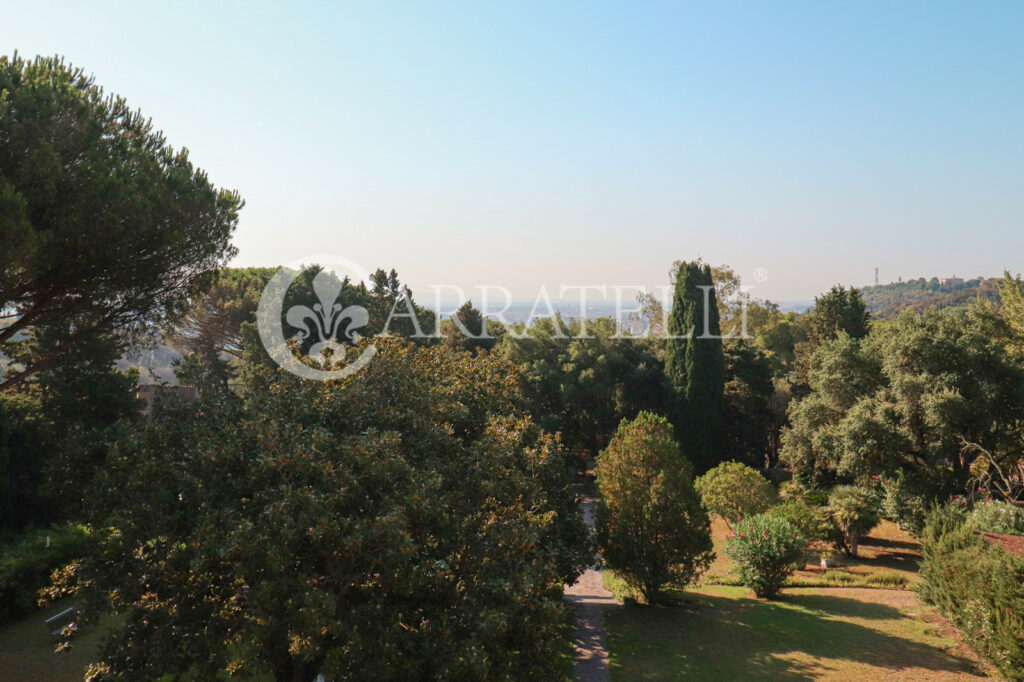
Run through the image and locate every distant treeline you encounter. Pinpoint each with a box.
[860,277,1002,319]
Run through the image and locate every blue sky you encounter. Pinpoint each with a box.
[7,1,1024,301]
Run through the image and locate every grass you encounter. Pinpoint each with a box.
[705,517,923,588]
[0,601,112,682]
[606,585,989,680]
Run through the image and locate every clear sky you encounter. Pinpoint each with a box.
[7,1,1024,302]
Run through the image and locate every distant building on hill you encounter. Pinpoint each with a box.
[939,277,965,286]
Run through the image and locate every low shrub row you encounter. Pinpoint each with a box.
[0,523,91,623]
[918,505,1024,681]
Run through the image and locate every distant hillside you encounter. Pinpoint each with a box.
[859,277,1001,319]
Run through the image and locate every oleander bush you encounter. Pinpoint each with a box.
[723,514,807,599]
[919,504,1024,681]
[966,499,1024,536]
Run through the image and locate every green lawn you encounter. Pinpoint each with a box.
[607,585,988,680]
[0,602,111,682]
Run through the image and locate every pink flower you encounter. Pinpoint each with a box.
[740,533,745,538]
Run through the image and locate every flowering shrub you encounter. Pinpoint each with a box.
[967,500,1024,536]
[724,514,807,599]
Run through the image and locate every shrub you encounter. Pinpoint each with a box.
[919,504,1024,681]
[877,472,928,536]
[723,514,807,599]
[0,524,91,623]
[694,461,775,527]
[597,412,714,604]
[804,489,830,507]
[966,500,1024,536]
[827,485,880,556]
[765,500,840,545]
[778,479,807,502]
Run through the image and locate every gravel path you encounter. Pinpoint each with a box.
[564,482,620,682]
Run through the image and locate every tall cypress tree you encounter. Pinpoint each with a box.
[665,262,725,472]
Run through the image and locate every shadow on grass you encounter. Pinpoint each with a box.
[607,589,980,680]
[863,536,921,552]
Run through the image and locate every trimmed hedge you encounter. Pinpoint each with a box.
[918,505,1024,681]
[0,523,91,623]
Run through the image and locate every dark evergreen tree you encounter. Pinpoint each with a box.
[665,261,725,472]
[795,285,871,385]
[442,301,499,355]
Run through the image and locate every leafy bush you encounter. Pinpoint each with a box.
[765,500,840,545]
[694,461,775,527]
[778,479,807,502]
[805,489,830,507]
[827,485,880,556]
[0,524,91,623]
[597,412,715,604]
[876,472,929,536]
[966,500,1024,536]
[919,504,1024,681]
[723,515,807,599]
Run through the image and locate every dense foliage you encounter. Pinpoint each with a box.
[918,505,1024,681]
[0,523,90,622]
[596,412,714,604]
[765,500,838,545]
[693,461,774,527]
[724,515,807,599]
[502,317,668,456]
[47,339,590,681]
[782,309,1024,498]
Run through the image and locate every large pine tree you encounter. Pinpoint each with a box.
[665,261,725,472]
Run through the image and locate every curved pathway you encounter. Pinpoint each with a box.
[564,480,620,682]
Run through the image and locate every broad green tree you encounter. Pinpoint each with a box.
[596,412,714,603]
[49,338,590,681]
[782,310,1024,498]
[501,317,669,456]
[0,54,240,390]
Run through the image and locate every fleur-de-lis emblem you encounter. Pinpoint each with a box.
[285,271,369,357]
